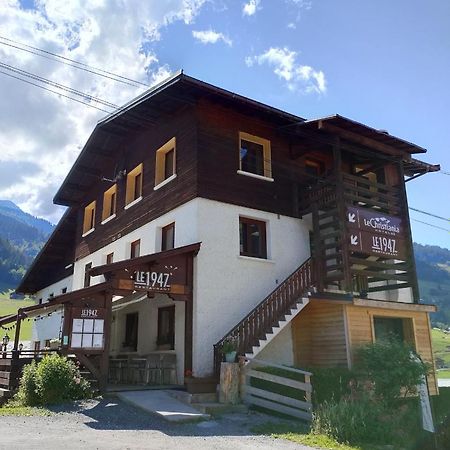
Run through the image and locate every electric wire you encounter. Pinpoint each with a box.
[0,35,148,88]
[409,207,449,223]
[411,218,450,233]
[0,69,111,113]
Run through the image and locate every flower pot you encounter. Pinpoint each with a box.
[224,351,237,363]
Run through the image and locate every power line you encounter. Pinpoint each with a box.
[0,69,111,113]
[0,35,148,88]
[411,218,450,233]
[0,61,119,109]
[409,207,449,223]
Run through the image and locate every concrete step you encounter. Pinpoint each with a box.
[193,402,248,416]
[168,390,217,404]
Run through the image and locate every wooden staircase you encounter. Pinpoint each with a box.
[213,258,315,375]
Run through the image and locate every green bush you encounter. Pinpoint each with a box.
[312,395,396,445]
[355,338,429,405]
[308,367,356,405]
[16,355,91,406]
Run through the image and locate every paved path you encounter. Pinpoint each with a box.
[117,389,210,422]
[0,399,315,450]
[438,378,450,387]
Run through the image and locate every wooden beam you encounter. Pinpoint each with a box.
[353,297,436,312]
[318,121,407,157]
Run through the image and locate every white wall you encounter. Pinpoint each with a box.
[193,198,311,376]
[257,323,294,366]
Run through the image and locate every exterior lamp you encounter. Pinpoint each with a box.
[2,334,10,358]
[18,343,24,352]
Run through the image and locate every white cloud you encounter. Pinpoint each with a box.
[192,29,232,46]
[242,0,261,16]
[0,0,207,223]
[246,47,326,95]
[287,22,296,29]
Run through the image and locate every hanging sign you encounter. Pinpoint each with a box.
[69,307,105,351]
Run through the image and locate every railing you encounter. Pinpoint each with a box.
[243,358,313,421]
[0,349,60,360]
[213,258,314,376]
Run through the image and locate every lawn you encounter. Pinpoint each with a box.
[432,328,450,371]
[0,290,35,341]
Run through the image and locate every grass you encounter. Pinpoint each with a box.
[0,290,35,341]
[437,370,450,379]
[252,422,361,450]
[432,328,450,371]
[0,405,52,416]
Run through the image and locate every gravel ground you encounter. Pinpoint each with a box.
[0,398,316,450]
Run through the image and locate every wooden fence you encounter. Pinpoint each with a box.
[243,359,312,421]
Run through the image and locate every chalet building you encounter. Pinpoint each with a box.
[4,71,439,393]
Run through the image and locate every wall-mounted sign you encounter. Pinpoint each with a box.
[132,257,188,295]
[349,230,407,259]
[347,206,406,259]
[347,206,403,237]
[69,307,105,351]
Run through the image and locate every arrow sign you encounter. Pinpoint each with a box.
[350,235,359,245]
[348,212,356,223]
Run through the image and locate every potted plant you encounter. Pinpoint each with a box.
[222,337,238,363]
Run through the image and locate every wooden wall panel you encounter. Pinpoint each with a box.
[292,302,348,368]
[74,105,198,260]
[345,305,438,395]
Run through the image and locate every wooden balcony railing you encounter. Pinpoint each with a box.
[213,258,314,376]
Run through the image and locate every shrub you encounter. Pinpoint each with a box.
[312,395,396,445]
[307,367,356,405]
[16,355,91,406]
[355,338,429,405]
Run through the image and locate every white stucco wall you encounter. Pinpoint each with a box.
[193,198,311,376]
[257,323,294,367]
[33,197,312,378]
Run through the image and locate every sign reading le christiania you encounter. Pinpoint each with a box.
[347,206,406,259]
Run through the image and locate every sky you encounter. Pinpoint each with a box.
[0,0,449,248]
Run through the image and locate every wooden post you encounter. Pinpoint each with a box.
[99,291,113,390]
[304,374,312,404]
[219,362,240,404]
[333,139,352,293]
[397,160,420,303]
[13,310,22,358]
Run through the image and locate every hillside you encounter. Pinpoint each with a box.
[415,243,450,327]
[0,200,54,291]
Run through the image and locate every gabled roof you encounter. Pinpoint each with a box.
[54,71,306,206]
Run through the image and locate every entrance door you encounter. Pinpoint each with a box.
[124,312,139,352]
[157,306,175,350]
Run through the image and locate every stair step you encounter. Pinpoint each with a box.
[193,402,248,416]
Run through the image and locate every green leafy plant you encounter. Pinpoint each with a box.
[355,338,429,405]
[221,336,237,354]
[15,354,91,406]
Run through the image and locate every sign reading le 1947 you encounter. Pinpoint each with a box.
[346,206,406,259]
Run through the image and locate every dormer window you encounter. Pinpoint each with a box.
[238,132,272,181]
[155,137,176,189]
[125,163,143,208]
[102,184,117,223]
[82,201,96,236]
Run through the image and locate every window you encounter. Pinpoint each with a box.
[34,341,40,352]
[130,239,141,259]
[304,159,325,178]
[124,312,139,352]
[155,137,176,187]
[38,298,43,305]
[239,217,267,259]
[373,317,415,347]
[106,252,114,265]
[161,223,175,251]
[49,293,54,300]
[157,306,175,349]
[102,184,117,222]
[44,339,51,349]
[82,201,96,235]
[125,163,143,207]
[84,262,92,288]
[239,132,272,179]
[61,287,67,294]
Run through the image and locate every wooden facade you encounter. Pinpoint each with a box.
[292,298,438,395]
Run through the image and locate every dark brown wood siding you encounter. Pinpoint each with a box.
[74,105,198,260]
